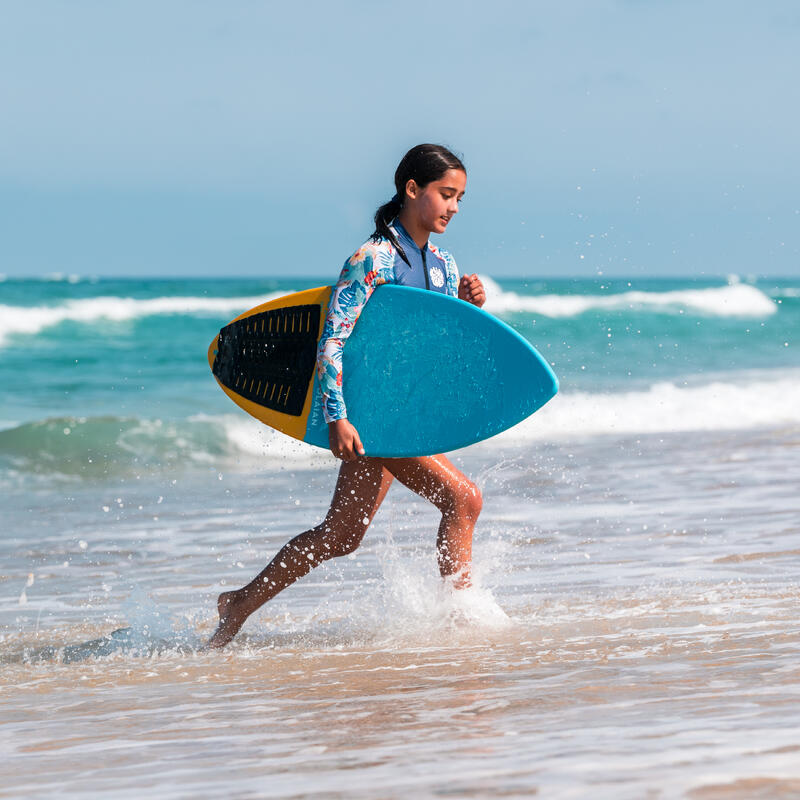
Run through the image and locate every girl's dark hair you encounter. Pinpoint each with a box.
[371,144,466,260]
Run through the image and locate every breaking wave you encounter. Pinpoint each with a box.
[0,278,783,349]
[0,292,288,346]
[491,372,800,442]
[0,413,331,481]
[2,372,797,480]
[481,277,777,318]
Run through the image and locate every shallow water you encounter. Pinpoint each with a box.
[3,275,799,796]
[3,425,799,798]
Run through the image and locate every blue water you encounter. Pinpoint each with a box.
[0,274,797,482]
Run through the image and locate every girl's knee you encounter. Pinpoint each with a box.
[439,480,482,520]
[314,523,366,560]
[327,534,363,559]
[462,481,483,519]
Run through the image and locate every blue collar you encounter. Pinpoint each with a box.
[390,219,428,254]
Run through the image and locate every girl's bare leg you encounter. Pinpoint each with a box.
[382,454,482,583]
[206,454,482,648]
[207,459,393,648]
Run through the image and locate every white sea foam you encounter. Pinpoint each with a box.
[488,373,800,443]
[339,540,513,642]
[42,273,82,283]
[201,375,800,462]
[0,293,289,346]
[5,375,793,481]
[480,276,777,318]
[1,279,782,347]
[189,413,334,465]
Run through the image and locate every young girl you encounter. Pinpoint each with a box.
[208,144,486,648]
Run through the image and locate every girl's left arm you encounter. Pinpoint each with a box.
[458,273,486,307]
[443,251,485,307]
[443,251,460,297]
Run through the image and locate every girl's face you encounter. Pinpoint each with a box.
[405,169,467,235]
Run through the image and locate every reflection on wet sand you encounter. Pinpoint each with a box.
[3,581,800,798]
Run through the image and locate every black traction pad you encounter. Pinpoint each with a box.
[212,304,321,417]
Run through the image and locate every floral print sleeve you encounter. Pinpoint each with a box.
[429,244,460,297]
[316,241,394,422]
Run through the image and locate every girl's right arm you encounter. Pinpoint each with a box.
[316,242,392,457]
[327,418,364,462]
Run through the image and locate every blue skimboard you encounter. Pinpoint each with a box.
[209,284,558,456]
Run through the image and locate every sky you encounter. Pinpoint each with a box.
[1,0,798,278]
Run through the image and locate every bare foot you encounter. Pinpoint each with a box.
[444,568,472,590]
[205,590,249,649]
[452,572,472,590]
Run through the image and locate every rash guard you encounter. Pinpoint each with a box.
[316,221,460,423]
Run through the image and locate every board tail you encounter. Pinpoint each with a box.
[212,304,321,417]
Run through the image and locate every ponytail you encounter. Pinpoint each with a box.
[370,144,466,264]
[372,193,404,256]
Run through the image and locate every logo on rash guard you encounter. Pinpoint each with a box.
[429,266,445,288]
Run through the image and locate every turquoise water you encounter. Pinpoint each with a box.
[0,275,797,480]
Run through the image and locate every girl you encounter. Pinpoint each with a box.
[208,144,486,648]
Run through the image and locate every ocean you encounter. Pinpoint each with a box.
[2,274,799,798]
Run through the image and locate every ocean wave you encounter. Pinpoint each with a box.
[42,273,84,283]
[0,273,84,283]
[1,278,784,348]
[490,374,800,443]
[480,277,777,318]
[2,375,798,479]
[0,413,330,480]
[0,292,288,346]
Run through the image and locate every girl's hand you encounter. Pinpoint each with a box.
[458,274,486,307]
[328,418,365,461]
